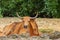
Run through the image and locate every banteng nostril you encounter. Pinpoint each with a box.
[24,25,27,28]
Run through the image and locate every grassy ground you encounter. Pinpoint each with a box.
[0,17,60,32]
[36,18,60,32]
[0,17,60,40]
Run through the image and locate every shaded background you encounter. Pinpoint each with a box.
[0,0,60,18]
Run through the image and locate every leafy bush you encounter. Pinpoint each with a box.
[0,0,60,18]
[1,0,44,17]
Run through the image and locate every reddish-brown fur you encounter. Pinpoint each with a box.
[0,16,39,36]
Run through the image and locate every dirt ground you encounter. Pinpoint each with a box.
[0,17,60,32]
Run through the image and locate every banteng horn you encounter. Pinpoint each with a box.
[16,12,23,19]
[16,12,38,19]
[31,12,38,19]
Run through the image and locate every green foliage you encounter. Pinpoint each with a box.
[57,0,60,18]
[0,0,60,18]
[1,0,44,17]
[44,0,58,18]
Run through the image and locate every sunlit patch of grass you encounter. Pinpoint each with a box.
[38,28,53,33]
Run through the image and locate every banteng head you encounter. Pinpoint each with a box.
[16,13,38,29]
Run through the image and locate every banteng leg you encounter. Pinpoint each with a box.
[2,22,17,36]
[11,22,22,34]
[30,19,39,36]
